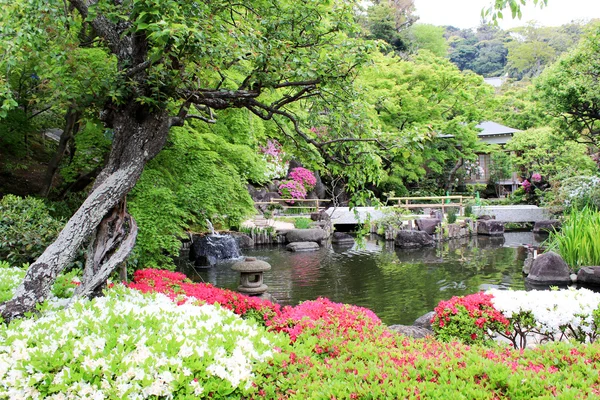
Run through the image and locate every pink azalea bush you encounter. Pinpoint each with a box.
[288,167,317,191]
[432,292,510,344]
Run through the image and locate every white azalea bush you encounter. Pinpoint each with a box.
[0,261,25,303]
[0,286,283,399]
[487,288,600,348]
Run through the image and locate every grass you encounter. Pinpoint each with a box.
[547,207,600,270]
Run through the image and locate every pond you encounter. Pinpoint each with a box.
[178,232,547,326]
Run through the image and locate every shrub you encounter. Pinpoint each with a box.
[278,179,306,201]
[293,217,313,229]
[0,287,281,399]
[127,269,280,323]
[547,207,600,269]
[446,208,458,224]
[288,167,317,191]
[0,195,64,265]
[432,292,510,345]
[558,175,600,211]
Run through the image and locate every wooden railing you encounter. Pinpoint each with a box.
[254,198,333,213]
[387,195,473,215]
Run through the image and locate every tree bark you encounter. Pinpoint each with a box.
[0,105,171,321]
[445,158,464,193]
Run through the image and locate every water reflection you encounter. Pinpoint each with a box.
[177,232,546,325]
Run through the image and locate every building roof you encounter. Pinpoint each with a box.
[475,121,520,136]
[438,121,520,139]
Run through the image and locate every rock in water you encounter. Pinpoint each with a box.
[477,220,504,236]
[285,228,327,244]
[526,251,571,285]
[395,230,434,248]
[331,232,355,245]
[286,242,320,252]
[189,234,241,267]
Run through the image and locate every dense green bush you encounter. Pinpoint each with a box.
[293,217,313,229]
[0,195,64,265]
[128,120,263,269]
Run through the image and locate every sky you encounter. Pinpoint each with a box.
[413,0,600,29]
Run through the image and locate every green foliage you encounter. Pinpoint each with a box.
[128,121,259,269]
[358,50,493,192]
[409,24,448,57]
[536,22,600,146]
[0,195,64,265]
[293,217,313,229]
[547,207,600,270]
[59,120,111,185]
[446,208,458,224]
[505,127,597,184]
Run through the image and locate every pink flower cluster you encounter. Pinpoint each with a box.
[127,269,280,320]
[433,292,509,329]
[259,139,283,159]
[531,173,542,183]
[278,180,307,202]
[267,297,385,342]
[522,179,531,192]
[289,167,317,191]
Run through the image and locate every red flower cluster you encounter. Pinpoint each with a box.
[432,292,510,344]
[267,297,385,342]
[127,269,280,320]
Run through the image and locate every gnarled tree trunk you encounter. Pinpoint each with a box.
[0,105,171,321]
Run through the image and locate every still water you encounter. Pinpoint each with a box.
[179,232,547,325]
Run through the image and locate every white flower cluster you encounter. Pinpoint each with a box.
[487,288,600,338]
[563,175,600,207]
[0,286,280,399]
[0,263,26,303]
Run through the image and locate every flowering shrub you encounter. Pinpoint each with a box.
[521,179,531,193]
[489,288,600,347]
[288,167,317,191]
[267,297,385,343]
[432,292,510,345]
[0,287,281,399]
[259,139,288,180]
[532,173,542,182]
[277,179,307,202]
[128,269,280,323]
[559,175,600,211]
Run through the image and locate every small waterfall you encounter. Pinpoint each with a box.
[206,219,216,236]
[189,222,241,267]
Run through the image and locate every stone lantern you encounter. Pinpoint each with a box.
[231,257,271,295]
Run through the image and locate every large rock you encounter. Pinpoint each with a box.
[577,267,600,285]
[286,241,320,252]
[413,311,435,330]
[477,220,504,236]
[533,220,561,234]
[395,230,434,248]
[416,218,441,235]
[526,251,571,285]
[286,228,327,244]
[331,232,355,245]
[310,211,331,222]
[230,232,254,249]
[388,325,432,339]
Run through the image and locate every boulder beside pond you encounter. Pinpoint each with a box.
[286,228,327,244]
[577,267,600,285]
[526,251,571,285]
[395,230,434,248]
[416,218,441,235]
[532,220,561,234]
